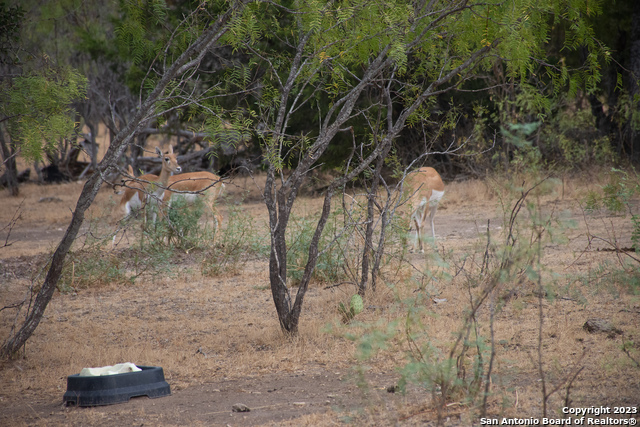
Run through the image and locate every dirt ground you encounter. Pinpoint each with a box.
[1,172,639,426]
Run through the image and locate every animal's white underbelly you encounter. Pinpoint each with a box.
[429,190,445,203]
[125,192,143,214]
[171,193,200,204]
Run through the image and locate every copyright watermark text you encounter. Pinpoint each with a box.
[479,406,638,425]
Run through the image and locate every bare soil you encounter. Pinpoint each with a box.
[1,173,639,426]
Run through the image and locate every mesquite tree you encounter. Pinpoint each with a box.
[240,0,606,334]
[1,0,251,358]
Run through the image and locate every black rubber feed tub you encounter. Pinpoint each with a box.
[63,365,171,407]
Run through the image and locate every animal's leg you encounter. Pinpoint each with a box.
[429,202,439,239]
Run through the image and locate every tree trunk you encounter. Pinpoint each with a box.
[87,122,98,172]
[0,126,19,196]
[265,169,294,332]
[358,148,388,297]
[0,169,104,355]
[266,134,396,334]
[263,7,495,335]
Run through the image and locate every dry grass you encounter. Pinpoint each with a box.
[1,172,639,426]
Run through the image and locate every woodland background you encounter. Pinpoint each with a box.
[1,1,639,425]
[1,0,639,190]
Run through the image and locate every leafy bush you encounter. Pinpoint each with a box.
[579,168,640,294]
[584,168,640,253]
[286,209,359,286]
[339,179,575,419]
[58,232,176,292]
[58,246,131,291]
[632,215,640,254]
[601,168,639,215]
[543,109,616,168]
[201,204,269,276]
[142,197,212,250]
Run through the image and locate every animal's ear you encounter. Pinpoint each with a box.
[127,165,134,176]
[156,146,162,156]
[167,145,174,154]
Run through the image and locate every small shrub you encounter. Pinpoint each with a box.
[338,294,364,323]
[632,215,640,254]
[583,190,601,212]
[582,168,640,255]
[59,247,130,291]
[600,168,639,215]
[339,179,575,419]
[543,108,616,168]
[167,197,207,248]
[143,197,212,250]
[201,204,268,276]
[582,259,640,296]
[287,209,355,286]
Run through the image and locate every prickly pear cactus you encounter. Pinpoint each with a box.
[350,294,363,315]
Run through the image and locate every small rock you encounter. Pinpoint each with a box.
[232,403,250,413]
[386,385,398,393]
[583,318,623,337]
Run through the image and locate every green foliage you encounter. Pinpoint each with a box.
[338,179,575,414]
[85,0,609,178]
[579,259,640,296]
[501,122,544,172]
[584,168,639,216]
[502,122,540,149]
[114,0,170,66]
[9,0,610,177]
[61,195,270,290]
[601,169,639,215]
[338,294,364,323]
[285,193,410,290]
[287,210,352,286]
[58,209,175,291]
[1,67,87,162]
[580,168,640,293]
[0,2,25,62]
[142,197,213,251]
[111,0,229,95]
[632,215,640,254]
[166,197,207,249]
[344,319,398,362]
[396,330,487,403]
[59,246,131,291]
[543,108,616,168]
[202,203,269,276]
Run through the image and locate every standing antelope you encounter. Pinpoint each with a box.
[115,145,181,223]
[405,167,445,252]
[115,153,225,228]
[162,171,226,228]
[116,165,156,217]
